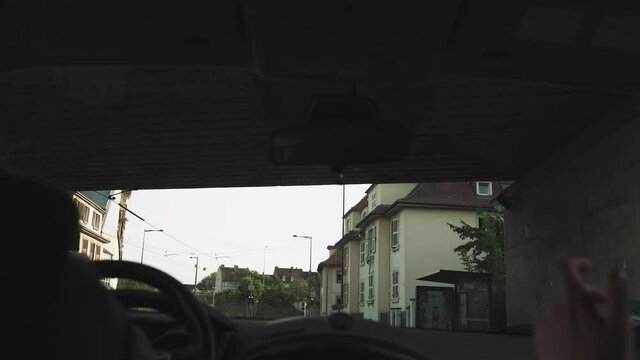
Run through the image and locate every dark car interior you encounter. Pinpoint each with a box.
[2,0,640,359]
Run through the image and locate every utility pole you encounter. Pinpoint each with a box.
[190,256,199,294]
[293,235,312,316]
[262,245,268,287]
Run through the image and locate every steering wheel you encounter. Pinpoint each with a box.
[94,260,214,360]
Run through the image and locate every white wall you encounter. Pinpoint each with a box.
[367,183,417,210]
[379,183,418,206]
[402,208,475,311]
[320,266,342,315]
[343,239,361,313]
[344,211,361,233]
[361,218,391,321]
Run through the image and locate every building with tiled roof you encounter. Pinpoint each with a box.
[317,246,343,315]
[326,182,504,329]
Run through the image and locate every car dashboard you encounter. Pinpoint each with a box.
[129,307,538,360]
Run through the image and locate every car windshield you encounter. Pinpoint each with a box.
[76,181,639,330]
[3,2,640,358]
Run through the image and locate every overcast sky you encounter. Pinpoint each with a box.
[121,184,370,284]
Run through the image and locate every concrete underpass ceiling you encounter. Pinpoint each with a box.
[1,0,640,190]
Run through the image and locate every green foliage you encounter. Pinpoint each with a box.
[196,272,215,291]
[448,210,504,276]
[213,269,305,319]
[448,209,506,328]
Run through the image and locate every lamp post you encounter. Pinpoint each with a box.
[141,229,163,264]
[293,234,312,316]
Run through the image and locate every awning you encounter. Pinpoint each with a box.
[417,270,490,284]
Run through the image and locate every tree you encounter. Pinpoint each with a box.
[196,272,216,291]
[213,269,302,319]
[448,210,504,275]
[448,209,506,329]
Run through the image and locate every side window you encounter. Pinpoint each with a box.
[77,201,89,223]
[80,238,89,256]
[91,212,101,230]
[344,245,350,267]
[391,218,399,249]
[476,181,492,196]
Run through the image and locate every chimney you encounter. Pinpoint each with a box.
[328,245,337,256]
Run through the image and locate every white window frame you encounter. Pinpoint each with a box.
[391,268,399,300]
[371,192,377,209]
[336,271,342,283]
[359,282,365,304]
[476,181,492,196]
[344,245,349,267]
[366,227,376,257]
[76,200,90,223]
[80,237,89,256]
[367,274,374,302]
[391,218,399,250]
[343,282,349,305]
[91,212,101,230]
[360,242,366,265]
[345,218,351,233]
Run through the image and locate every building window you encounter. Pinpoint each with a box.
[371,192,377,209]
[360,241,365,265]
[103,249,114,261]
[367,275,374,301]
[476,181,492,196]
[344,245,349,267]
[361,208,367,218]
[282,275,286,282]
[366,226,376,255]
[343,283,349,305]
[100,278,113,289]
[89,243,101,261]
[80,238,89,256]
[336,271,342,283]
[76,201,89,223]
[345,218,351,233]
[390,309,402,327]
[359,282,365,304]
[392,269,399,299]
[91,212,101,230]
[391,218,399,249]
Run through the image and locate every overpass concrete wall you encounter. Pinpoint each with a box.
[504,117,640,327]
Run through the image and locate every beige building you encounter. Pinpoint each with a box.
[326,182,501,327]
[72,190,130,288]
[317,246,343,315]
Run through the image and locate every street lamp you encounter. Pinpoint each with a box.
[293,234,312,316]
[141,229,163,264]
